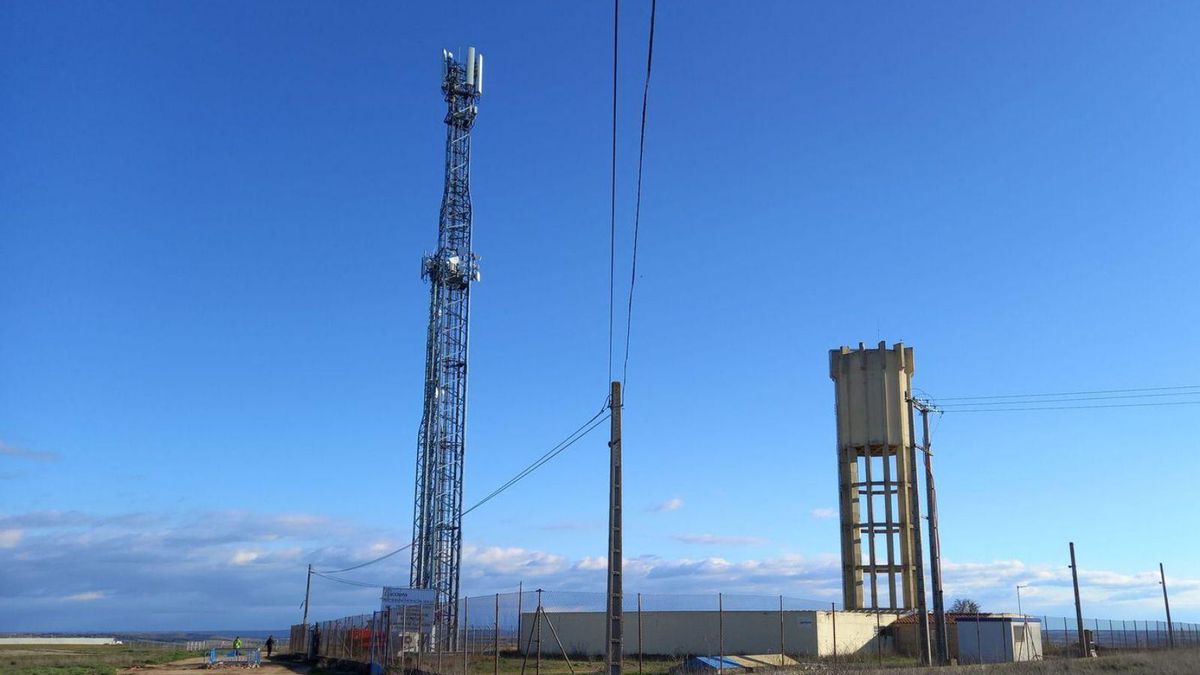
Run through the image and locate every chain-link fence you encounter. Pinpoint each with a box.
[289,590,904,671]
[288,590,1198,672]
[1039,615,1200,654]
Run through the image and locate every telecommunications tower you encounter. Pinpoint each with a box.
[410,46,483,649]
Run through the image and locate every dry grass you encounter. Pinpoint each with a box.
[0,644,196,675]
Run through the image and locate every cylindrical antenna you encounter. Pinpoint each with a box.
[465,46,476,87]
[475,53,484,94]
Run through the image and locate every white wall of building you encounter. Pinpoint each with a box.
[518,611,898,658]
[814,611,899,657]
[957,617,1042,664]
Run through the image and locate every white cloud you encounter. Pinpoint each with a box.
[0,529,23,548]
[64,591,108,602]
[810,508,837,520]
[231,550,260,565]
[674,534,767,546]
[651,498,684,513]
[0,441,60,461]
[2,507,1198,632]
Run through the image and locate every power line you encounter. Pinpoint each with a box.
[935,384,1200,402]
[620,0,656,388]
[314,407,610,577]
[937,390,1200,408]
[318,543,412,575]
[607,0,620,385]
[311,570,387,589]
[462,409,610,517]
[948,400,1200,413]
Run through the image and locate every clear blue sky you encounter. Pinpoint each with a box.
[2,1,1199,631]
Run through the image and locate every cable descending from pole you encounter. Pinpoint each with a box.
[464,410,610,517]
[312,408,610,580]
[318,545,413,575]
[620,0,656,389]
[607,0,620,387]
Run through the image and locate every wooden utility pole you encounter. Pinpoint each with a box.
[605,381,623,675]
[1160,563,1175,648]
[1069,543,1086,657]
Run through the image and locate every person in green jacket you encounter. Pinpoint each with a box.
[233,636,243,653]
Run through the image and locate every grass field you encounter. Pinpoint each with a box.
[0,644,197,675]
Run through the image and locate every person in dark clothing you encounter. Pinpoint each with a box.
[265,635,275,658]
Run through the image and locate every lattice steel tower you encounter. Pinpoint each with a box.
[410,46,483,649]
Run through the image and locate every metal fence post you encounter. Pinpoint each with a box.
[386,609,394,670]
[876,611,883,666]
[637,593,643,675]
[831,603,838,663]
[975,617,981,665]
[417,608,424,673]
[718,593,724,675]
[495,594,500,675]
[536,589,543,675]
[464,599,470,675]
[778,595,785,666]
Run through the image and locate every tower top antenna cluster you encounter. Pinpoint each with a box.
[442,47,484,96]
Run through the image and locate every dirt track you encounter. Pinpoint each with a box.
[121,656,309,674]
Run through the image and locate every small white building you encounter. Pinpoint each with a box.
[956,615,1042,663]
[519,610,899,658]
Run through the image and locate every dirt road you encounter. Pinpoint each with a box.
[121,655,310,674]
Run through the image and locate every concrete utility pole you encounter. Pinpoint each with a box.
[1016,584,1030,661]
[905,396,931,666]
[302,564,312,627]
[1069,543,1086,658]
[1159,563,1175,648]
[605,381,624,675]
[916,400,948,665]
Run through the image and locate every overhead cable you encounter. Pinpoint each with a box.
[935,384,1200,402]
[317,543,412,575]
[937,390,1200,408]
[314,407,610,577]
[947,400,1200,413]
[607,0,620,385]
[620,0,657,388]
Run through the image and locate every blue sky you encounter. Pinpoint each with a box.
[2,1,1199,631]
